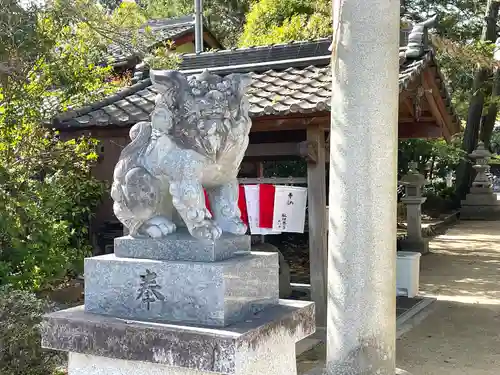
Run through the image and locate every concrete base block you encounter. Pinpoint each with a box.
[469,186,494,194]
[399,238,429,254]
[114,231,251,262]
[84,252,279,327]
[460,205,500,220]
[42,300,315,375]
[461,194,500,206]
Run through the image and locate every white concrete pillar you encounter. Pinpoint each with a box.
[327,0,400,374]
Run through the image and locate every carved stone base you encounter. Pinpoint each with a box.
[84,252,279,327]
[41,301,315,375]
[114,231,251,262]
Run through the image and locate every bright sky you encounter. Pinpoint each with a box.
[19,0,46,9]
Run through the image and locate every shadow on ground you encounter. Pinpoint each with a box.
[397,300,500,374]
[298,221,500,375]
[398,221,500,375]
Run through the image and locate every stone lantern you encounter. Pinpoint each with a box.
[400,161,429,253]
[461,142,500,219]
[470,142,492,190]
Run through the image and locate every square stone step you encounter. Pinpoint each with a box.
[462,193,500,206]
[114,231,251,262]
[84,252,279,327]
[41,300,315,375]
[469,186,494,194]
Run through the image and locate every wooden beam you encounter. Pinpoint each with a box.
[398,79,421,101]
[245,143,301,158]
[398,123,442,138]
[421,80,451,141]
[238,177,307,184]
[422,69,457,138]
[256,162,264,178]
[306,125,327,329]
[399,116,434,123]
[250,113,330,132]
[255,162,266,244]
[401,98,415,118]
[421,76,446,124]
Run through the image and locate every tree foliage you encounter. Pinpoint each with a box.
[398,137,466,180]
[0,0,125,290]
[0,0,185,290]
[401,0,500,121]
[132,0,251,47]
[401,0,487,41]
[239,0,331,47]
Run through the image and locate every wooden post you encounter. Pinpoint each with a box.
[257,161,266,244]
[306,125,327,329]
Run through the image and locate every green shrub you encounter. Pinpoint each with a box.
[0,133,105,291]
[0,287,62,375]
[422,184,457,217]
[1,2,112,292]
[239,0,331,46]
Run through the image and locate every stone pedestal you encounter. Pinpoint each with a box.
[42,301,313,375]
[461,142,500,220]
[251,242,293,298]
[84,253,279,326]
[400,162,429,254]
[41,235,315,375]
[114,231,251,262]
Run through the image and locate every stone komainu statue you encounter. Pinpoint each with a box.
[111,70,252,240]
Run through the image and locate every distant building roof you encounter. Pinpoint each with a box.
[106,15,220,67]
[52,38,459,132]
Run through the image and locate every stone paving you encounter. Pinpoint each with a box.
[298,220,500,374]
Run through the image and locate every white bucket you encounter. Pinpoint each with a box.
[396,251,422,298]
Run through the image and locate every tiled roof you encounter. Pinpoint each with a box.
[106,16,196,67]
[52,40,459,130]
[247,65,331,116]
[178,39,332,71]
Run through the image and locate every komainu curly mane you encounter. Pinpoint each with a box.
[111,70,253,240]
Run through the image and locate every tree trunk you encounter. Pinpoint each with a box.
[455,0,499,202]
[480,68,500,150]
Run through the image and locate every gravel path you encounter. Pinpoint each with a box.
[396,221,500,375]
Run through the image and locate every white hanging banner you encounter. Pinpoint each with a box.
[272,186,308,233]
[243,185,281,235]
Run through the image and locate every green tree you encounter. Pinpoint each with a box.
[0,0,182,290]
[401,0,487,41]
[0,0,128,290]
[110,1,147,28]
[239,0,331,47]
[398,137,466,180]
[137,0,250,47]
[402,0,500,202]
